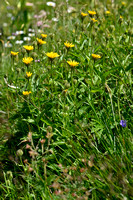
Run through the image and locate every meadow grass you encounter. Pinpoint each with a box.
[0,0,133,199]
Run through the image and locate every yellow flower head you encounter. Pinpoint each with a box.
[11,51,19,56]
[92,54,101,60]
[23,45,34,51]
[81,12,88,17]
[67,60,79,67]
[88,10,96,17]
[37,38,46,45]
[23,91,32,95]
[41,34,47,38]
[91,18,98,23]
[64,42,75,48]
[122,2,126,6]
[119,16,123,23]
[46,52,60,60]
[105,11,111,15]
[26,72,32,78]
[22,57,33,65]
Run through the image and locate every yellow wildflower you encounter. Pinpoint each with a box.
[26,72,32,78]
[91,18,98,23]
[46,52,59,60]
[23,91,32,95]
[81,12,88,17]
[41,34,47,38]
[92,54,101,60]
[11,51,19,56]
[122,2,126,6]
[64,42,75,48]
[22,57,33,65]
[119,16,123,23]
[23,45,34,51]
[88,10,96,17]
[37,38,46,45]
[105,11,111,15]
[67,60,79,67]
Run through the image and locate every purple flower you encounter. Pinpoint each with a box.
[35,59,40,63]
[120,120,127,127]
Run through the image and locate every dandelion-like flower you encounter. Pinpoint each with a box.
[120,120,127,127]
[23,91,32,95]
[41,34,47,38]
[81,12,88,17]
[121,2,126,6]
[64,42,75,48]
[88,10,96,17]
[67,60,79,67]
[46,52,59,60]
[22,57,33,65]
[91,18,98,23]
[92,54,101,60]
[105,11,111,15]
[23,45,34,52]
[11,51,19,56]
[37,38,46,45]
[26,72,32,78]
[119,16,123,24]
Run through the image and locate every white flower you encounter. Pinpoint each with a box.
[28,28,35,32]
[16,30,24,35]
[28,33,35,37]
[38,29,43,33]
[3,23,8,27]
[4,42,12,47]
[7,36,16,40]
[52,17,58,22]
[7,13,12,18]
[67,6,75,13]
[46,2,56,7]
[0,33,2,36]
[23,36,31,41]
[15,40,23,44]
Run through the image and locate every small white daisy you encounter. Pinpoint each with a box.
[46,2,56,7]
[23,36,31,41]
[15,40,23,44]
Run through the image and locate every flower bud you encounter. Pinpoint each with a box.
[17,149,23,157]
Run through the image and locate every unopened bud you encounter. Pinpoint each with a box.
[17,149,23,157]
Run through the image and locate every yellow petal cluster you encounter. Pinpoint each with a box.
[105,11,111,15]
[81,12,88,17]
[64,42,75,48]
[26,72,32,78]
[23,45,34,51]
[122,2,126,6]
[91,18,98,23]
[22,57,33,65]
[88,10,96,17]
[41,34,47,38]
[67,60,79,67]
[23,91,32,95]
[11,51,19,56]
[92,54,101,60]
[37,38,46,45]
[46,52,59,59]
